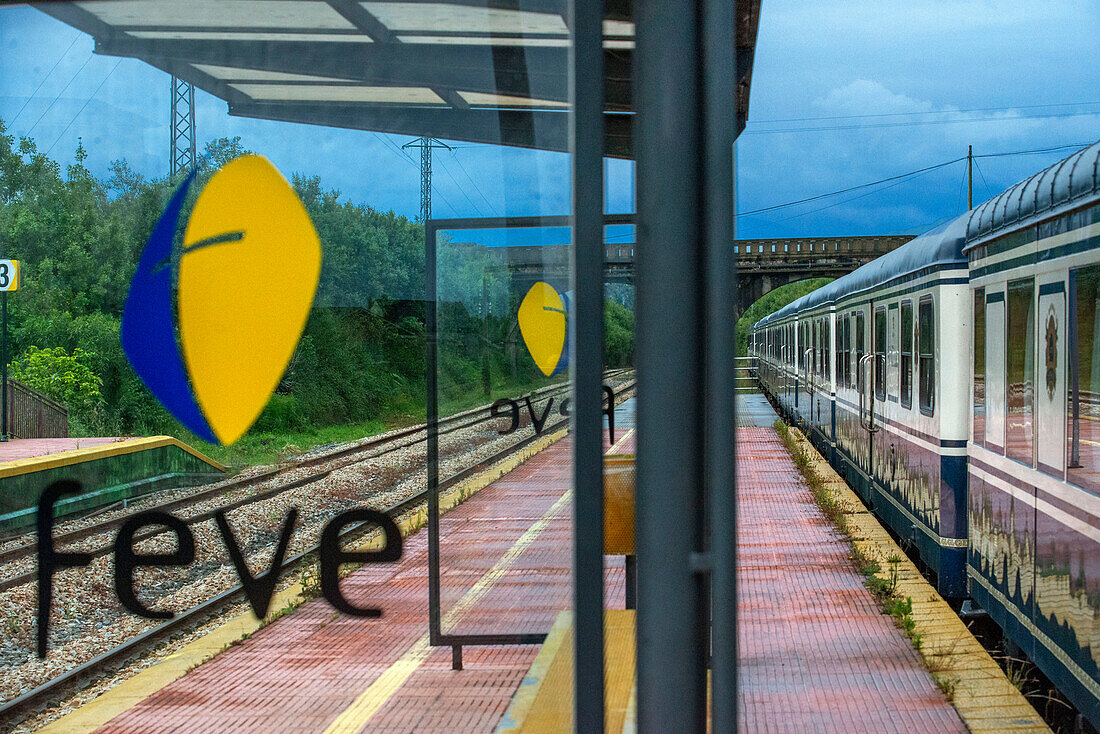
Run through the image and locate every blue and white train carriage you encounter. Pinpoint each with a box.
[751,140,1100,725]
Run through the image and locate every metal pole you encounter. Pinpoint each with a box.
[635,0,708,729]
[426,221,442,646]
[968,145,973,210]
[703,0,738,729]
[1,291,7,442]
[569,0,605,729]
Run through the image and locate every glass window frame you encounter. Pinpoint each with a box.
[900,299,913,409]
[874,305,886,400]
[918,294,935,416]
[1005,278,1035,464]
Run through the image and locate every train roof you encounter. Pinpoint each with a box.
[752,139,1100,331]
[753,214,968,328]
[964,140,1100,250]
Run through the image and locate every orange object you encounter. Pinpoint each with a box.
[603,454,635,555]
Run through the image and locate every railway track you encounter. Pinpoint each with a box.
[0,371,630,588]
[0,378,635,726]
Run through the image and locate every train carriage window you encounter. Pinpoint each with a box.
[836,316,846,386]
[855,311,866,392]
[824,318,831,382]
[844,315,852,387]
[900,300,913,408]
[973,288,986,444]
[874,307,886,400]
[1006,279,1034,464]
[918,297,935,415]
[1068,265,1100,491]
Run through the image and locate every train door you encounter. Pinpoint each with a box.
[856,303,877,487]
[1037,277,1067,477]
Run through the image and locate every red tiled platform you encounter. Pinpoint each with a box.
[88,416,961,733]
[736,427,964,732]
[0,437,121,463]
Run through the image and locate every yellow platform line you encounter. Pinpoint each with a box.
[38,429,568,734]
[0,435,227,477]
[789,428,1050,734]
[609,428,635,455]
[322,488,573,733]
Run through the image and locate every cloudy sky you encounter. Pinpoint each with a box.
[1,1,1097,241]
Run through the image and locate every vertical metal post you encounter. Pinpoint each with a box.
[426,221,442,645]
[170,76,196,177]
[704,0,738,730]
[1,291,7,442]
[421,141,432,223]
[635,0,708,729]
[570,0,605,730]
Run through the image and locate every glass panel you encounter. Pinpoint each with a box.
[824,317,831,382]
[918,298,935,415]
[900,301,913,408]
[1069,266,1100,490]
[973,289,986,443]
[1007,279,1035,463]
[874,307,886,400]
[855,311,865,393]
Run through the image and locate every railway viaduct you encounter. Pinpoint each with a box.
[484,235,913,316]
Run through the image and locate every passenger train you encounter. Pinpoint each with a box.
[750,141,1100,725]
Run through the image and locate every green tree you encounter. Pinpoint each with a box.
[10,346,104,416]
[736,278,834,354]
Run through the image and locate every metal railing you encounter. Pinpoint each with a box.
[5,378,68,439]
[735,355,758,393]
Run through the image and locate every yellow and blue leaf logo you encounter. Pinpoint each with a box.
[121,155,322,445]
[517,281,570,377]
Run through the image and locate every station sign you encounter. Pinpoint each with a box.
[0,259,20,291]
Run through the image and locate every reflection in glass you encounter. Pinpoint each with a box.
[1007,279,1034,464]
[918,297,935,415]
[855,311,866,393]
[973,288,986,444]
[874,307,886,399]
[901,300,913,408]
[1069,265,1100,490]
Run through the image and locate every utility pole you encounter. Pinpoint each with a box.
[967,144,973,210]
[403,137,453,223]
[170,76,197,177]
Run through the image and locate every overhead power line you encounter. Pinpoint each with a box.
[24,54,93,139]
[8,33,82,126]
[737,142,1092,218]
[748,101,1100,125]
[44,59,121,157]
[743,109,1099,135]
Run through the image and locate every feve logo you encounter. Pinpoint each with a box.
[517,281,571,376]
[121,155,322,445]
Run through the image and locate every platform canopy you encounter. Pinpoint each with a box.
[39,0,760,158]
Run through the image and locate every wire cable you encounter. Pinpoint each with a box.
[45,59,122,157]
[24,53,93,139]
[449,149,499,216]
[737,142,1092,218]
[8,33,82,126]
[747,101,1100,125]
[743,109,1099,135]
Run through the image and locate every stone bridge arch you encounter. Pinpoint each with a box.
[733,235,912,317]
[471,234,913,317]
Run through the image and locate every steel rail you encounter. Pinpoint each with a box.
[0,382,634,722]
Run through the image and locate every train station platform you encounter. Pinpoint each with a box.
[0,436,226,533]
[43,396,969,733]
